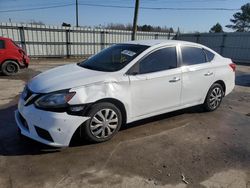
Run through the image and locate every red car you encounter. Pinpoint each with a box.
[0,37,30,75]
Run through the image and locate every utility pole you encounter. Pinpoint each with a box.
[132,0,139,40]
[76,0,79,27]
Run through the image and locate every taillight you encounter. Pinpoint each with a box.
[229,62,236,72]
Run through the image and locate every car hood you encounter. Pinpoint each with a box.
[28,63,111,93]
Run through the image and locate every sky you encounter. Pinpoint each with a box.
[0,0,249,33]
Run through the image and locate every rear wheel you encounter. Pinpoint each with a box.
[82,102,122,143]
[1,60,19,76]
[203,83,224,112]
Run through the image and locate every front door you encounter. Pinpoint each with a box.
[128,46,182,119]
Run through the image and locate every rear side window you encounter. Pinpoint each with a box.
[0,40,5,49]
[181,46,206,66]
[204,49,215,62]
[139,47,177,74]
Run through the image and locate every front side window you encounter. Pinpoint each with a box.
[0,40,5,49]
[181,46,206,66]
[78,44,149,72]
[138,47,177,74]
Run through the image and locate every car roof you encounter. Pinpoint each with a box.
[123,39,221,55]
[0,36,11,41]
[123,39,202,47]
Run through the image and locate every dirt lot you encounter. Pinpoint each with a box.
[0,59,250,188]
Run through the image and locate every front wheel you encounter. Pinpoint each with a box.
[203,83,224,112]
[82,102,122,143]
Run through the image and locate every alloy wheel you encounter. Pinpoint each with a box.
[209,87,222,109]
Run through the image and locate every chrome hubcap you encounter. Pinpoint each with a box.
[209,87,222,109]
[90,109,118,139]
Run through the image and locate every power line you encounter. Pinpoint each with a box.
[0,3,74,13]
[78,3,240,11]
[0,2,240,13]
[153,0,230,1]
[1,1,73,9]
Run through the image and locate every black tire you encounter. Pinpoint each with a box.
[203,83,224,112]
[1,60,19,76]
[81,102,122,143]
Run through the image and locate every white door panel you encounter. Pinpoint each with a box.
[129,68,182,118]
[181,62,215,105]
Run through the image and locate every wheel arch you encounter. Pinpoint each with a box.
[203,80,226,104]
[213,80,226,95]
[203,80,225,112]
[69,97,127,146]
[93,98,127,126]
[1,59,20,69]
[0,59,20,75]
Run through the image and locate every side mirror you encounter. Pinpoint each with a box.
[130,71,138,76]
[126,65,139,76]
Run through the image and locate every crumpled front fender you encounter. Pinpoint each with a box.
[68,80,131,121]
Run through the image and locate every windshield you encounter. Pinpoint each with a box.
[11,40,22,48]
[78,44,149,72]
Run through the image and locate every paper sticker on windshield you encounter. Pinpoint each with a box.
[121,50,136,57]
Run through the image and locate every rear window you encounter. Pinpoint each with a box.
[0,40,5,49]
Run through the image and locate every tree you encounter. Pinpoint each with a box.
[62,22,71,27]
[226,3,250,32]
[28,20,45,26]
[103,23,174,32]
[139,24,153,31]
[209,23,223,33]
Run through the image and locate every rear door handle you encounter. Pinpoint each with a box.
[169,77,180,83]
[204,72,213,76]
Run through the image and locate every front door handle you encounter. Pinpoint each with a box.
[169,77,180,83]
[204,72,213,76]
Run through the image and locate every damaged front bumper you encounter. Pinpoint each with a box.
[15,98,89,147]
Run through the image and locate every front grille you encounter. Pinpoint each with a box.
[18,112,29,131]
[35,126,54,142]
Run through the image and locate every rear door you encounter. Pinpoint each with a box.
[180,45,215,106]
[127,46,182,118]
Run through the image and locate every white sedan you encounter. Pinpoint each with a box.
[15,40,235,147]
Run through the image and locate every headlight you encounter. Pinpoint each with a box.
[35,91,76,109]
[21,85,27,99]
